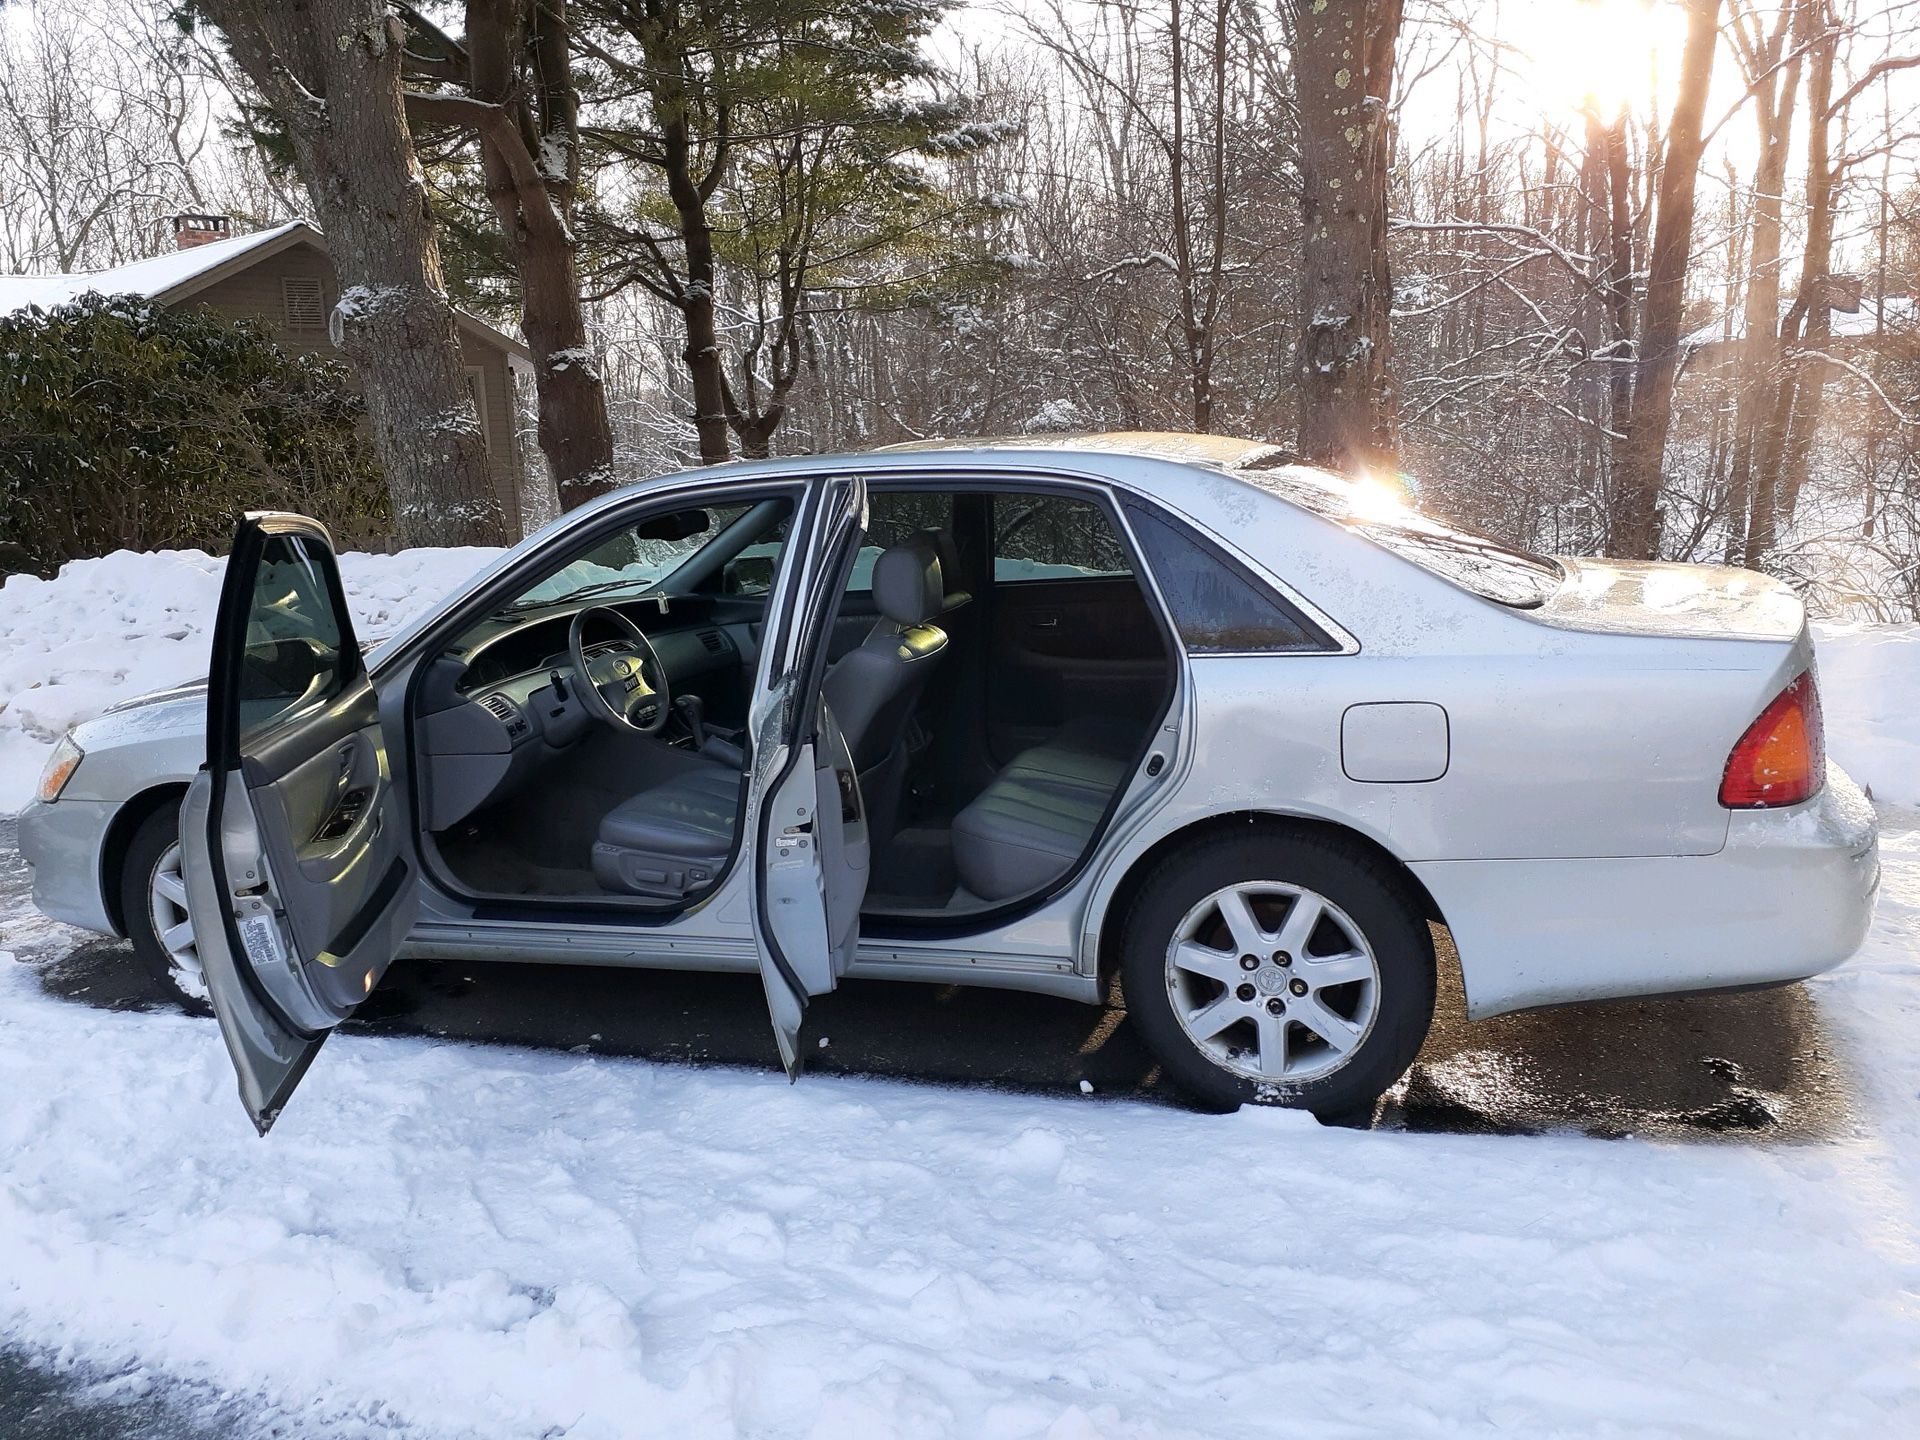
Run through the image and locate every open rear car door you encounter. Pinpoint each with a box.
[746,475,872,1075]
[180,514,418,1134]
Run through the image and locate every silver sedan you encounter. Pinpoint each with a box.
[17,433,1881,1129]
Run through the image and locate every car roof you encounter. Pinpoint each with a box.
[621,430,1361,507]
[868,430,1294,469]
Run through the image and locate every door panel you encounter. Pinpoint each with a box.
[988,576,1165,759]
[182,515,418,1134]
[746,475,872,1075]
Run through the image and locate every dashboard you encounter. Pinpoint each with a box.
[412,593,759,831]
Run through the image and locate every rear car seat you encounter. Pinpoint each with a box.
[949,719,1141,902]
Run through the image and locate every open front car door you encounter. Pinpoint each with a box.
[181,514,418,1134]
[746,475,872,1075]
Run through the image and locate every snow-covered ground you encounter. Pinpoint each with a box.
[0,827,1915,1437]
[0,546,502,811]
[2,547,1918,1435]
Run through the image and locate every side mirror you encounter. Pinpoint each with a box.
[723,553,777,594]
[636,508,710,543]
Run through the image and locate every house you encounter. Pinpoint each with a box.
[1682,280,1920,360]
[0,214,538,531]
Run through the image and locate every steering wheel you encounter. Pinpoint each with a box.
[568,605,671,735]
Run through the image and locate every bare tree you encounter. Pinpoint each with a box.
[1722,0,1810,565]
[1610,0,1724,560]
[0,1,219,272]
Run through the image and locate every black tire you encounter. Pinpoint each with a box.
[1118,829,1435,1118]
[118,801,211,1015]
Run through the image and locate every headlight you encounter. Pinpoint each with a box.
[37,735,84,803]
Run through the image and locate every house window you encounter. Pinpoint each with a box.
[464,367,491,453]
[282,275,325,332]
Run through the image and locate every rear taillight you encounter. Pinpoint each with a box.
[1719,671,1825,808]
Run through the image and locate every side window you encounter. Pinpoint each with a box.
[1125,503,1333,654]
[994,493,1132,581]
[239,533,354,739]
[846,490,954,593]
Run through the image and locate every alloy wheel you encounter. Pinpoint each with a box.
[147,841,207,1001]
[1163,880,1381,1084]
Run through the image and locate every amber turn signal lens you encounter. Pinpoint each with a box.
[1719,672,1825,808]
[36,735,84,803]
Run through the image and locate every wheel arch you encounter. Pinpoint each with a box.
[99,783,190,937]
[1093,810,1451,987]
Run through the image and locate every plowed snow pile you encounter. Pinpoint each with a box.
[0,546,500,810]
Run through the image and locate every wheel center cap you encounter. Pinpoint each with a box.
[1255,968,1288,996]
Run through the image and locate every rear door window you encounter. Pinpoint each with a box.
[993,493,1132,581]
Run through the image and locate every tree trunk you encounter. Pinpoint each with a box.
[199,0,508,548]
[1731,0,1809,567]
[462,0,617,512]
[1609,0,1722,561]
[1770,7,1840,530]
[675,207,734,466]
[1288,0,1403,475]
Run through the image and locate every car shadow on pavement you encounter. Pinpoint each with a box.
[25,921,1856,1144]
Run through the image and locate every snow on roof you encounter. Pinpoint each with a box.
[0,220,531,361]
[1684,295,1920,350]
[875,430,1293,470]
[0,221,309,317]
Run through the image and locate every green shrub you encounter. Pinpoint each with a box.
[0,293,388,569]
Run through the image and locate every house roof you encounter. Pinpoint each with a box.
[0,219,531,363]
[1684,296,1920,351]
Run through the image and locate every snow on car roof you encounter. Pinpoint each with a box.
[873,430,1296,471]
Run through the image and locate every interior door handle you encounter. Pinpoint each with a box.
[1030,615,1060,629]
[314,787,373,843]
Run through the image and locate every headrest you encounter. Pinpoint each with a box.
[910,528,971,609]
[872,541,943,627]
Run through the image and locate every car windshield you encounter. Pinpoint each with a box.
[500,503,755,612]
[1240,468,1563,608]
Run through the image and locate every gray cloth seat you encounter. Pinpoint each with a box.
[821,542,950,845]
[950,724,1139,902]
[594,542,948,898]
[592,763,740,898]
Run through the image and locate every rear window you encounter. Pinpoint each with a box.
[1241,470,1562,608]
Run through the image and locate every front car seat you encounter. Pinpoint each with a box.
[590,543,948,898]
[821,542,950,845]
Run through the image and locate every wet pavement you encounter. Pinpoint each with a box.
[27,918,1854,1140]
[0,816,1865,1434]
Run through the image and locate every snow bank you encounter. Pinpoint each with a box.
[2,872,1919,1437]
[1813,621,1920,806]
[0,547,500,811]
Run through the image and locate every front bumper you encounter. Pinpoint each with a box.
[15,796,121,936]
[1413,763,1881,1019]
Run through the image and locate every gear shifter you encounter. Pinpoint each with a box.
[674,693,707,747]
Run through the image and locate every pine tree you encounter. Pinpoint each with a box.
[576,0,1011,462]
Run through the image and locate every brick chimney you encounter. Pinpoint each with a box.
[166,213,233,250]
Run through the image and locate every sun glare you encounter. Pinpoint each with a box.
[1347,471,1412,522]
[1515,0,1675,116]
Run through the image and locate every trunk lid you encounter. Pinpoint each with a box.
[1532,558,1805,643]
